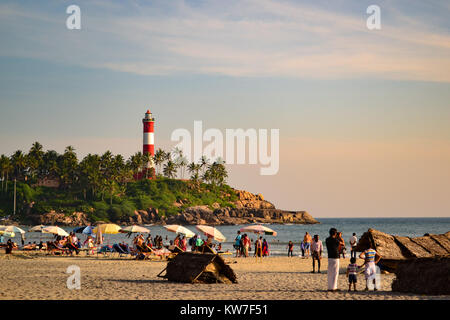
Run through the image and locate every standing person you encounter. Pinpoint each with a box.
[262,239,269,257]
[303,232,312,258]
[243,234,250,257]
[234,231,242,257]
[359,245,382,291]
[195,235,204,251]
[300,241,305,258]
[255,236,263,259]
[349,233,358,259]
[311,235,323,273]
[190,234,197,252]
[337,232,346,258]
[21,233,25,247]
[287,241,294,257]
[326,228,341,291]
[5,239,13,254]
[181,236,187,252]
[0,233,4,244]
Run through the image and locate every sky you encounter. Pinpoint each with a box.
[0,0,449,217]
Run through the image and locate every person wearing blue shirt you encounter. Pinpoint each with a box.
[234,231,242,257]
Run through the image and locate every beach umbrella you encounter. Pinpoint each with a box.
[239,225,278,236]
[120,225,150,234]
[92,223,121,234]
[28,225,47,232]
[0,225,26,234]
[73,226,88,233]
[164,225,195,238]
[82,226,95,235]
[195,225,226,242]
[42,226,69,237]
[0,230,15,237]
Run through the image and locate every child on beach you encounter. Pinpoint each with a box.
[359,246,382,291]
[287,241,294,257]
[346,257,359,291]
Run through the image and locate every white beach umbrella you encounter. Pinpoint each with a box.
[120,225,150,233]
[0,225,26,234]
[42,226,69,237]
[164,225,195,238]
[28,225,47,232]
[195,225,226,242]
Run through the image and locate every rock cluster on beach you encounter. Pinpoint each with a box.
[30,189,319,226]
[355,228,450,270]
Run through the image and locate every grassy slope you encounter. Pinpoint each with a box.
[0,179,238,223]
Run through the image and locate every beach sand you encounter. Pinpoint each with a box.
[0,252,448,300]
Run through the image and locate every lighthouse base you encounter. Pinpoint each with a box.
[134,167,156,180]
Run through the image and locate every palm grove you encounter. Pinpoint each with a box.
[0,142,235,223]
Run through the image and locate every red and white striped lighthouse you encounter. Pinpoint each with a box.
[142,109,155,166]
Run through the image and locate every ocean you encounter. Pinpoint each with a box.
[12,217,450,257]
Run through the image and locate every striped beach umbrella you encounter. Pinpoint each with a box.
[195,225,226,242]
[164,225,195,238]
[239,225,277,236]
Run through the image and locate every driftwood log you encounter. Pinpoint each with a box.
[158,252,238,284]
[391,256,450,295]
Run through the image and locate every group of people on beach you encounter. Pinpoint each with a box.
[234,231,269,257]
[284,229,381,292]
[325,228,381,292]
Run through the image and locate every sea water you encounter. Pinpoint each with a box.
[14,217,450,257]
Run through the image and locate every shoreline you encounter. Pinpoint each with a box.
[1,252,448,300]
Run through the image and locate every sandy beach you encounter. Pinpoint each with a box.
[0,252,448,300]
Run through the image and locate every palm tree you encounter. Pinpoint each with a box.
[200,155,209,176]
[60,146,78,189]
[203,161,228,186]
[0,155,11,192]
[10,150,27,180]
[128,152,144,178]
[187,162,201,182]
[163,160,177,179]
[176,156,188,179]
[79,154,101,200]
[42,150,60,179]
[27,142,44,180]
[153,148,166,176]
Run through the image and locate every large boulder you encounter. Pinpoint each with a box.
[392,257,450,295]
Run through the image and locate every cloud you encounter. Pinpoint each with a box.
[0,0,449,81]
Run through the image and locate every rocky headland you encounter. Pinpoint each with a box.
[29,189,318,226]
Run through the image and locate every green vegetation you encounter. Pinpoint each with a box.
[0,142,234,223]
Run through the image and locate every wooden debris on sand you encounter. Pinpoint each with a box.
[158,252,238,284]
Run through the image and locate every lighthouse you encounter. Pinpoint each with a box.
[142,109,155,168]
